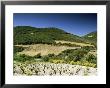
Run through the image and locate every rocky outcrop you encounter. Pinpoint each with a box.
[14,62,97,76]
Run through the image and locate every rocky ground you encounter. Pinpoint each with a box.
[14,62,97,76]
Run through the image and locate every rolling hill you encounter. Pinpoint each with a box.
[14,26,86,45]
[14,26,96,45]
[82,31,97,47]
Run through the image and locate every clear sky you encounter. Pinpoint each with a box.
[14,13,97,36]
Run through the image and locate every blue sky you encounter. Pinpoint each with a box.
[14,13,97,36]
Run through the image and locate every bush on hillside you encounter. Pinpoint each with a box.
[14,46,25,54]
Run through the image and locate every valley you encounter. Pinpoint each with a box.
[14,26,97,76]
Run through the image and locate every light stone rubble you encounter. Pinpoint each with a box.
[14,62,97,76]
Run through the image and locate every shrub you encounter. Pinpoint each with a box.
[34,53,41,58]
[81,46,95,51]
[70,61,76,65]
[82,61,97,68]
[58,48,91,62]
[48,53,55,57]
[42,56,49,62]
[70,61,96,68]
[14,46,25,54]
[14,54,35,62]
[85,54,97,64]
[49,59,65,64]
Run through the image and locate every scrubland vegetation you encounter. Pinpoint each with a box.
[14,46,97,68]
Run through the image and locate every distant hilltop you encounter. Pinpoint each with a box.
[83,31,97,42]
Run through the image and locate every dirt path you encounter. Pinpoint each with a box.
[55,40,94,47]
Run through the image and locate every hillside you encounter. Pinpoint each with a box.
[83,31,97,42]
[14,26,97,74]
[14,26,87,45]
